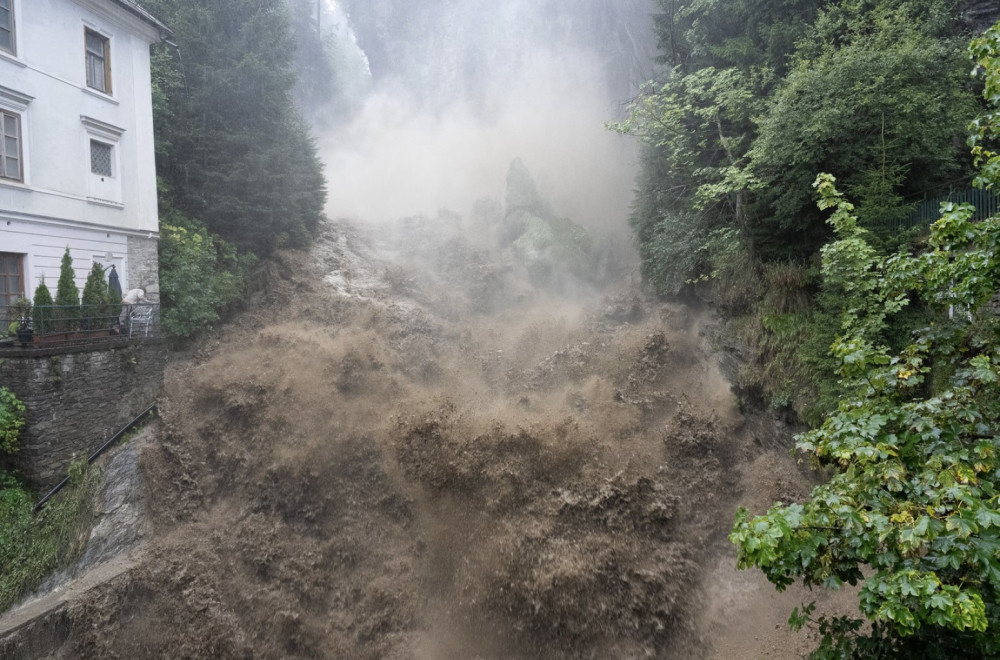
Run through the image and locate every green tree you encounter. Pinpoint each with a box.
[80,262,109,330]
[732,176,1000,657]
[730,26,1000,655]
[143,0,326,255]
[748,0,976,258]
[0,387,25,455]
[158,211,255,338]
[32,279,52,334]
[614,0,825,295]
[54,248,80,331]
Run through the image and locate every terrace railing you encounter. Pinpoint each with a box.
[1,303,160,347]
[885,188,1000,232]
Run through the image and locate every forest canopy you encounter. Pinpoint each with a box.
[623,1,1000,655]
[144,0,327,258]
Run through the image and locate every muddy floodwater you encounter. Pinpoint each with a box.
[1,215,856,659]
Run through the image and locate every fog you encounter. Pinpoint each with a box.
[317,0,658,231]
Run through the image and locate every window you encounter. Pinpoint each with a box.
[0,109,20,181]
[0,0,14,56]
[81,116,123,204]
[85,29,111,94]
[0,252,24,311]
[90,140,112,177]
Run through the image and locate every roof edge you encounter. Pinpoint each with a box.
[107,0,172,40]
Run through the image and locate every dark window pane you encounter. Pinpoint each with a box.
[91,141,112,176]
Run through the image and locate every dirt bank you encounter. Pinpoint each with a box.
[8,216,855,658]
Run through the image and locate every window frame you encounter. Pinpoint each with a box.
[0,0,14,57]
[84,28,112,95]
[0,108,22,182]
[81,115,124,205]
[0,252,25,312]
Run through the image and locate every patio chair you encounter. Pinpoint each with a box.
[128,305,155,338]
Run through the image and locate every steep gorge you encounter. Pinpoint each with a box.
[2,207,856,658]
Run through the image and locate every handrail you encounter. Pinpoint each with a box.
[33,403,157,512]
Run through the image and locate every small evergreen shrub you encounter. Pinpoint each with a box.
[81,263,110,330]
[54,248,80,331]
[32,279,53,334]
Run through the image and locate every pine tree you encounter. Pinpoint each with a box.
[142,0,326,256]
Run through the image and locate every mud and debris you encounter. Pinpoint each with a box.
[1,205,858,659]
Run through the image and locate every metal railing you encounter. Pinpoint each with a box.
[886,188,1000,232]
[1,303,160,347]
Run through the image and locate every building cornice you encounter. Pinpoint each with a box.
[0,85,35,109]
[80,115,126,138]
[0,208,159,240]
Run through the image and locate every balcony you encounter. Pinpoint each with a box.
[0,303,161,349]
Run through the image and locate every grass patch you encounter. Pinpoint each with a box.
[0,463,102,612]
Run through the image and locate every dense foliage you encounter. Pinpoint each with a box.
[139,0,330,337]
[158,211,255,339]
[729,23,1000,656]
[143,0,326,257]
[0,465,101,612]
[0,387,25,455]
[616,0,981,419]
[618,0,975,293]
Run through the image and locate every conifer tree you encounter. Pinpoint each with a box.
[32,278,52,333]
[81,263,109,330]
[142,0,326,256]
[54,248,80,331]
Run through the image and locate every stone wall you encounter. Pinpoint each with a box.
[0,341,164,488]
[127,235,160,303]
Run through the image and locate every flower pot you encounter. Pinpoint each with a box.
[16,329,33,347]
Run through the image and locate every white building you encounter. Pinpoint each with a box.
[0,0,168,311]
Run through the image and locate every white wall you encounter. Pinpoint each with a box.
[1,213,130,294]
[0,0,162,298]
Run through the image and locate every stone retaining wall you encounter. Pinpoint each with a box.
[0,341,164,488]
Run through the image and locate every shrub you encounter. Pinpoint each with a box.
[0,463,101,611]
[54,248,80,331]
[80,263,110,330]
[32,279,53,333]
[158,212,255,338]
[0,387,25,454]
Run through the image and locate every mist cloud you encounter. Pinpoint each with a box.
[318,0,656,232]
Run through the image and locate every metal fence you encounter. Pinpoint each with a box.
[891,188,1000,232]
[1,302,160,347]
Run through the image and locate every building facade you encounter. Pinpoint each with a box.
[0,0,168,312]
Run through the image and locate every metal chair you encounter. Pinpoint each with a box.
[128,304,155,338]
